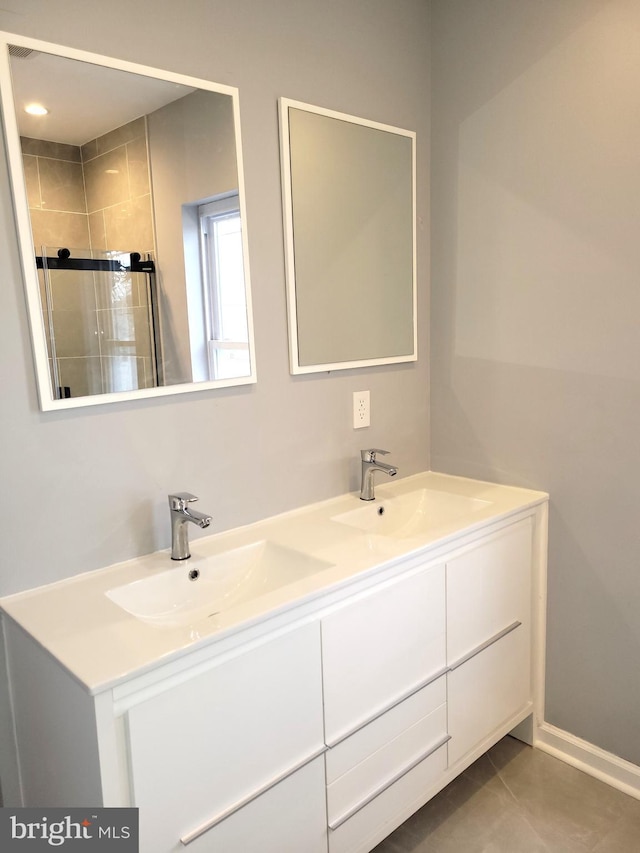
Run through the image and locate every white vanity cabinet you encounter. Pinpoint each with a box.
[0,477,546,853]
[446,518,533,767]
[1,618,328,853]
[319,517,536,853]
[123,621,326,852]
[321,563,449,853]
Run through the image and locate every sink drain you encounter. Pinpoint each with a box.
[377,506,385,516]
[188,568,200,581]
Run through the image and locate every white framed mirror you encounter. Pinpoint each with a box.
[0,32,256,410]
[279,99,416,374]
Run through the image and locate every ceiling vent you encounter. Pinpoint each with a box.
[8,45,35,59]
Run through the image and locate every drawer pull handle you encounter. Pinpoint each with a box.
[179,746,327,845]
[326,666,449,749]
[448,621,522,672]
[328,734,451,831]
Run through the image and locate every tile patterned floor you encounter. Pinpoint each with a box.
[372,736,640,852]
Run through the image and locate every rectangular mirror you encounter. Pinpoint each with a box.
[0,32,256,410]
[279,99,417,374]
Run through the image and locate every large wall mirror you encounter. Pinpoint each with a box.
[279,99,417,374]
[0,32,256,410]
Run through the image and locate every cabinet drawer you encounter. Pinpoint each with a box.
[180,756,327,853]
[326,676,446,784]
[448,619,530,766]
[322,563,446,744]
[447,518,532,666]
[327,682,447,825]
[126,622,324,852]
[328,741,448,853]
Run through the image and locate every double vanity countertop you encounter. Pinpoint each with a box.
[0,472,548,695]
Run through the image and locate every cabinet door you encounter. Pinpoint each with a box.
[183,757,327,853]
[448,622,530,765]
[322,564,446,745]
[446,519,533,766]
[447,519,532,665]
[126,622,324,853]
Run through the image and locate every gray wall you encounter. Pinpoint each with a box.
[148,89,238,385]
[0,0,430,596]
[431,0,640,766]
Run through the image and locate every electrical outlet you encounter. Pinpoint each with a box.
[353,390,370,429]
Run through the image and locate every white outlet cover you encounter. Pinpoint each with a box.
[353,390,370,428]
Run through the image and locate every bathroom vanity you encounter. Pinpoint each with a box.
[0,472,547,853]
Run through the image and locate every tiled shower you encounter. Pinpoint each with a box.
[21,118,158,398]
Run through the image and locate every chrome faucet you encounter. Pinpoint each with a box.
[168,493,212,560]
[360,449,398,501]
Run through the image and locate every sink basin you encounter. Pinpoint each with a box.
[331,489,491,539]
[106,540,333,627]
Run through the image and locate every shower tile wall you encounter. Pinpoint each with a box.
[21,120,156,398]
[82,116,154,256]
[81,117,156,393]
[21,136,90,248]
[22,136,96,396]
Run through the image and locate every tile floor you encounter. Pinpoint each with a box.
[372,736,640,852]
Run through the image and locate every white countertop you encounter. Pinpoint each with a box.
[0,472,547,694]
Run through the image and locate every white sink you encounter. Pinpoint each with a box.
[106,540,333,627]
[331,488,491,539]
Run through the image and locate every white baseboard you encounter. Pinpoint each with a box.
[535,722,640,801]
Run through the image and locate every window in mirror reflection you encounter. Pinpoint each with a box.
[198,195,250,380]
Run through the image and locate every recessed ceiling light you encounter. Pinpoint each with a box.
[105,169,119,175]
[24,103,48,116]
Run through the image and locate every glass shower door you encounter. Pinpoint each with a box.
[38,247,158,399]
